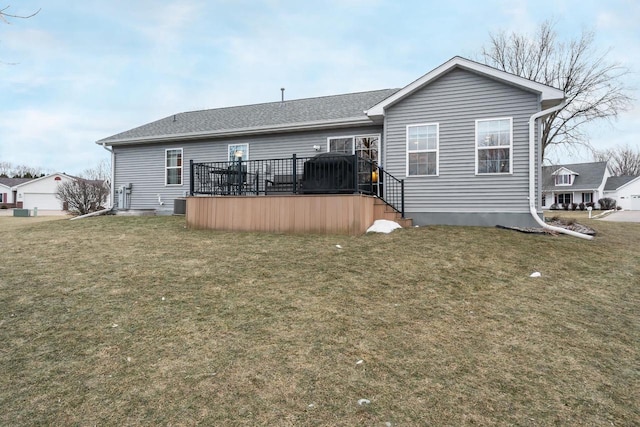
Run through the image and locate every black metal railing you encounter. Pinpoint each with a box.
[190,153,405,217]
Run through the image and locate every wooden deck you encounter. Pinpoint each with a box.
[186,194,408,235]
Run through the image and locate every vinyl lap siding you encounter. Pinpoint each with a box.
[113,125,382,211]
[384,68,540,214]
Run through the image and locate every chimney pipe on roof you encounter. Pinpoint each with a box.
[281,88,285,102]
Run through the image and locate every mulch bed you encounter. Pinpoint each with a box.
[497,219,596,236]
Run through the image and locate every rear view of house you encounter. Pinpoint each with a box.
[98,56,566,233]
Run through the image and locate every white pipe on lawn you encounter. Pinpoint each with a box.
[69,208,112,221]
[528,101,594,240]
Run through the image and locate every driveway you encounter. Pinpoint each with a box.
[598,211,640,223]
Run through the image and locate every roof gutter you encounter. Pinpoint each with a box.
[528,101,593,240]
[101,142,114,209]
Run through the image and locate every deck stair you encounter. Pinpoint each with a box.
[373,197,412,228]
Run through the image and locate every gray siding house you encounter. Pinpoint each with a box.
[98,56,565,228]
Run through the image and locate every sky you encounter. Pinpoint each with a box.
[1,0,639,175]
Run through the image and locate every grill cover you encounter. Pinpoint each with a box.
[302,153,356,194]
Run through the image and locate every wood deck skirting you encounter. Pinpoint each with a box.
[186,194,377,235]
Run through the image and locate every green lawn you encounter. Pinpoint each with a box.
[0,216,638,426]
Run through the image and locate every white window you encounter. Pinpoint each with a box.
[476,118,512,174]
[355,135,379,163]
[406,124,438,176]
[328,137,353,154]
[555,174,572,185]
[328,134,380,163]
[582,192,592,203]
[165,148,183,186]
[228,143,249,161]
[556,193,572,205]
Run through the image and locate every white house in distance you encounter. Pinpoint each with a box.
[603,175,640,210]
[0,181,12,206]
[541,161,640,210]
[0,177,35,207]
[1,173,111,214]
[13,173,76,210]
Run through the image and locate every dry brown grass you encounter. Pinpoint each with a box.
[0,216,638,426]
[0,215,66,232]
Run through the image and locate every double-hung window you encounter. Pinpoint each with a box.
[165,148,183,185]
[476,118,512,174]
[406,124,438,176]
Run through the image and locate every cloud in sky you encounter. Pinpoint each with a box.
[1,0,639,174]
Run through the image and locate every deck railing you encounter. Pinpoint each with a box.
[190,154,405,217]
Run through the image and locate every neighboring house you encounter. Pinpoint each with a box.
[542,161,640,210]
[541,162,610,209]
[14,173,75,211]
[0,181,11,206]
[0,177,35,208]
[98,56,567,228]
[603,175,640,210]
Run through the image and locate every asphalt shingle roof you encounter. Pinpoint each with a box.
[604,175,638,191]
[542,162,608,191]
[99,89,399,144]
[0,177,34,187]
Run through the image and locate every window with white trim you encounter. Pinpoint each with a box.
[406,124,438,176]
[555,174,572,185]
[328,137,353,154]
[228,143,249,161]
[328,135,380,163]
[582,192,592,203]
[165,148,183,185]
[556,193,572,205]
[476,118,512,174]
[355,135,379,163]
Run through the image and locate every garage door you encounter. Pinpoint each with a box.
[630,195,640,211]
[23,193,63,210]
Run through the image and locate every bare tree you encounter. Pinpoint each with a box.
[55,161,111,214]
[0,162,47,178]
[0,161,12,177]
[56,178,109,215]
[594,144,640,176]
[480,21,632,160]
[12,164,47,178]
[80,158,111,181]
[0,5,40,23]
[1,5,40,64]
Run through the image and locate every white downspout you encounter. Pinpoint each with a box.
[101,143,115,209]
[528,101,593,240]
